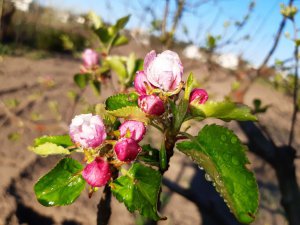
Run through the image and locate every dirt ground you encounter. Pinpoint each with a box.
[0,44,299,225]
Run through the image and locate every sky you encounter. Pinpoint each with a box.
[40,0,300,67]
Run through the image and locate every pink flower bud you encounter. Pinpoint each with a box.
[82,157,111,187]
[82,48,99,68]
[114,138,142,162]
[69,114,106,148]
[119,120,146,142]
[189,88,208,104]
[138,95,165,116]
[144,50,183,92]
[134,71,151,95]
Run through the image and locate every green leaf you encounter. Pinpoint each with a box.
[87,11,103,29]
[34,158,85,206]
[190,101,257,121]
[34,135,73,147]
[135,58,144,71]
[172,73,194,131]
[30,143,70,156]
[184,73,195,99]
[125,54,139,86]
[107,106,149,124]
[94,27,111,44]
[90,80,101,95]
[206,34,217,50]
[138,145,160,166]
[177,124,258,223]
[60,34,74,51]
[112,34,129,47]
[105,15,130,51]
[105,93,138,111]
[74,73,90,89]
[125,55,143,86]
[106,57,128,80]
[126,53,137,78]
[99,64,110,74]
[114,15,130,31]
[111,163,162,220]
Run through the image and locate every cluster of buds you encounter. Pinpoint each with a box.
[115,120,145,162]
[280,4,298,19]
[134,50,184,115]
[134,50,208,115]
[69,114,110,187]
[80,49,100,73]
[69,114,146,187]
[69,50,209,188]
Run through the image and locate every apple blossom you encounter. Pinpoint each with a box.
[119,120,146,142]
[69,114,106,148]
[134,71,151,95]
[82,48,99,68]
[144,50,183,92]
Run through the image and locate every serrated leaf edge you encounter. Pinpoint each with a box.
[177,124,258,223]
[111,164,162,220]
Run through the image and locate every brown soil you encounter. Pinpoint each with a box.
[0,44,299,225]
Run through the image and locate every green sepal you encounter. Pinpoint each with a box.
[177,124,258,223]
[34,158,86,206]
[111,163,163,221]
[172,73,194,131]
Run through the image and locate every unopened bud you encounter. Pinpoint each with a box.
[114,138,141,162]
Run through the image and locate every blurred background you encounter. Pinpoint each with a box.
[0,0,299,225]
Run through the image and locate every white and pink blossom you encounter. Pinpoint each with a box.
[134,71,152,95]
[119,120,146,143]
[69,114,106,148]
[144,50,183,92]
[82,48,99,68]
